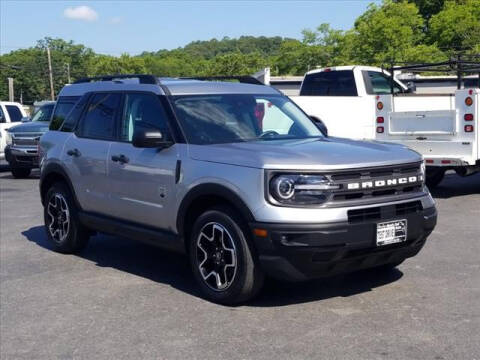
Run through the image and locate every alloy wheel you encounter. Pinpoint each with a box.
[47,193,70,243]
[196,222,237,291]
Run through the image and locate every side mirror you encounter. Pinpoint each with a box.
[406,81,416,93]
[309,116,328,137]
[132,123,173,148]
[21,116,32,123]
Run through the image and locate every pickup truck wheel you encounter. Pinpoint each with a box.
[189,207,264,305]
[11,168,31,178]
[44,182,89,254]
[426,168,445,188]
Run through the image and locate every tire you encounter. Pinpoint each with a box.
[44,182,89,254]
[189,206,264,305]
[426,168,445,188]
[11,167,31,178]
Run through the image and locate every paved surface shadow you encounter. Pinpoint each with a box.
[22,225,403,307]
[430,172,480,199]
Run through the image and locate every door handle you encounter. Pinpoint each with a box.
[67,148,81,157]
[111,154,129,164]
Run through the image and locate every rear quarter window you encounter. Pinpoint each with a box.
[300,70,358,96]
[49,96,81,130]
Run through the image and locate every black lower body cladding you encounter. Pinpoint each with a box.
[251,205,437,281]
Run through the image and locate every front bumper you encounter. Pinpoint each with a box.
[250,204,437,281]
[5,145,39,169]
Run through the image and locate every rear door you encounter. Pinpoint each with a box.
[63,92,121,214]
[107,92,179,229]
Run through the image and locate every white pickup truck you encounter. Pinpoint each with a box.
[375,87,479,187]
[0,101,27,160]
[290,66,412,139]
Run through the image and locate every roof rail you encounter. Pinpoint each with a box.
[74,74,159,85]
[180,76,263,85]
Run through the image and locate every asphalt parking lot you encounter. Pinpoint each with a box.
[1,164,479,360]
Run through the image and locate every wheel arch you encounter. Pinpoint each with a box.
[40,163,79,208]
[177,184,255,250]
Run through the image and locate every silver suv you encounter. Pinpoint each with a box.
[39,75,437,304]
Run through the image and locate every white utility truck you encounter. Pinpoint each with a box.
[290,66,412,139]
[374,60,479,187]
[0,101,27,160]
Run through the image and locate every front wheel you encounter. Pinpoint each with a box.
[189,207,264,305]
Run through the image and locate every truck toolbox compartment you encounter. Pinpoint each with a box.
[389,110,456,135]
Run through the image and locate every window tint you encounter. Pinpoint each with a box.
[120,93,170,142]
[363,71,403,94]
[31,104,54,122]
[0,107,5,123]
[300,70,357,96]
[79,93,121,140]
[61,95,89,132]
[6,105,23,122]
[50,96,81,130]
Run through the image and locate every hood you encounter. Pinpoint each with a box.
[8,121,50,134]
[188,137,422,170]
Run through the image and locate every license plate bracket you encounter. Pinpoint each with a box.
[376,220,407,246]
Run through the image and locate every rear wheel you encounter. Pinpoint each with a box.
[189,207,264,305]
[11,167,31,178]
[426,168,445,188]
[44,182,89,253]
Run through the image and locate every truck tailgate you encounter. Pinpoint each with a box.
[389,110,456,135]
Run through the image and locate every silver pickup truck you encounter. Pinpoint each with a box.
[39,75,437,304]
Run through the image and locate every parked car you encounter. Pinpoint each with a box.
[39,75,437,304]
[0,101,27,160]
[289,66,412,140]
[374,61,479,187]
[5,102,56,178]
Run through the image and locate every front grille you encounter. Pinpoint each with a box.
[12,133,42,147]
[348,200,423,224]
[328,162,424,205]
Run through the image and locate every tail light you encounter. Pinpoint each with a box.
[464,113,473,121]
[376,116,384,123]
[465,97,473,106]
[465,125,474,132]
[425,159,434,164]
[376,126,384,133]
[377,102,384,110]
[441,160,451,164]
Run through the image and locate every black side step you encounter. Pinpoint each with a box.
[78,212,185,254]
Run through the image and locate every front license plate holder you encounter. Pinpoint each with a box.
[376,220,407,246]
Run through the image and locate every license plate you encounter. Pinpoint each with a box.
[376,220,407,246]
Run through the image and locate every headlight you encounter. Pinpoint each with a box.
[268,174,339,206]
[5,131,13,146]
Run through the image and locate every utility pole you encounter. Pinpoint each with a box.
[65,63,71,84]
[46,47,55,100]
[7,77,14,102]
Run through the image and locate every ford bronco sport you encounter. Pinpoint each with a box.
[39,75,437,304]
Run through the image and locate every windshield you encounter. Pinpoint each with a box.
[31,104,54,122]
[172,94,322,145]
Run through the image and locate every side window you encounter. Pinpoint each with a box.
[50,97,81,130]
[119,93,170,142]
[364,71,403,94]
[6,105,23,122]
[256,99,293,135]
[79,93,121,140]
[60,95,90,132]
[300,70,357,96]
[0,107,5,123]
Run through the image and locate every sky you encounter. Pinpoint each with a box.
[1,0,381,56]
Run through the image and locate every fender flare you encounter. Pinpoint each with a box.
[176,183,255,237]
[39,162,79,208]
